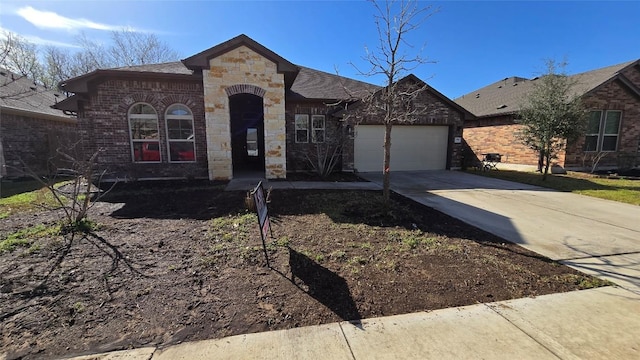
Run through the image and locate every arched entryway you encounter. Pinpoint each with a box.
[229,93,265,176]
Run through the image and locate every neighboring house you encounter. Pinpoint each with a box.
[54,34,472,181]
[456,60,640,171]
[0,68,77,178]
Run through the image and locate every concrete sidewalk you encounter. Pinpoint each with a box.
[68,286,640,360]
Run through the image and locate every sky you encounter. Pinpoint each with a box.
[1,0,639,99]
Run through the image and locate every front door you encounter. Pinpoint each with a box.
[229,94,265,175]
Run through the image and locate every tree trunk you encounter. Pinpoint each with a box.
[537,150,544,173]
[382,122,392,203]
[542,145,551,181]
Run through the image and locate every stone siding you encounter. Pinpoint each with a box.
[76,77,207,180]
[1,113,77,178]
[203,45,286,180]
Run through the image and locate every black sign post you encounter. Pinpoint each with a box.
[252,181,272,267]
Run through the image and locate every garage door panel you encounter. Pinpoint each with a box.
[354,125,448,172]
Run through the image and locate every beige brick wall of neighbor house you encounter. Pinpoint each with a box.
[204,46,286,180]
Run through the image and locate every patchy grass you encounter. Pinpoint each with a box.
[550,274,615,289]
[469,169,640,205]
[0,223,61,253]
[0,182,68,218]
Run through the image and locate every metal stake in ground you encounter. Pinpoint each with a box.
[252,181,272,267]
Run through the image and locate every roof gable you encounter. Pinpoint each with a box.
[182,34,298,74]
[344,74,475,120]
[397,74,475,120]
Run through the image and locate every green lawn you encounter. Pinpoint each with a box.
[468,169,640,206]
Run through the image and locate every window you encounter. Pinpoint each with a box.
[311,115,325,143]
[602,111,621,151]
[584,110,621,152]
[129,103,160,162]
[295,114,309,143]
[247,128,258,157]
[584,111,601,152]
[166,104,195,162]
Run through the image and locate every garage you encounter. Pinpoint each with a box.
[354,125,450,172]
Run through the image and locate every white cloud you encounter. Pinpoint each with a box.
[16,6,134,32]
[22,34,80,48]
[0,26,79,48]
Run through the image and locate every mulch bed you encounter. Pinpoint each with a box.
[0,181,607,359]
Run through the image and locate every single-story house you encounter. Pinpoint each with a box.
[54,34,473,181]
[0,68,77,178]
[456,60,640,171]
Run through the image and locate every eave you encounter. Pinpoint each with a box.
[1,105,76,123]
[60,70,201,94]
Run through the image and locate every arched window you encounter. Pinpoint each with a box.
[129,103,160,162]
[165,104,195,162]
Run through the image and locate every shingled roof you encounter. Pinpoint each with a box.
[455,60,639,118]
[112,61,194,75]
[0,68,74,121]
[288,66,379,101]
[58,61,378,102]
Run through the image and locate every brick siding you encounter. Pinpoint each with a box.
[565,65,640,169]
[76,77,207,180]
[464,64,640,170]
[463,115,545,167]
[1,113,77,178]
[285,102,346,172]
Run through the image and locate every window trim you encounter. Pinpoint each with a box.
[601,110,621,152]
[584,110,622,152]
[584,110,602,152]
[129,102,161,163]
[165,104,196,163]
[295,114,309,143]
[311,115,325,143]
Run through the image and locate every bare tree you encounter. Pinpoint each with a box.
[108,29,179,66]
[0,31,45,84]
[3,29,180,91]
[350,0,436,203]
[43,46,72,88]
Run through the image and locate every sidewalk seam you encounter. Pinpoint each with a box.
[338,322,357,360]
[484,303,575,360]
[147,346,158,360]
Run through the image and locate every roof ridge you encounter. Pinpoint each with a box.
[569,59,637,78]
[110,60,184,71]
[295,65,379,87]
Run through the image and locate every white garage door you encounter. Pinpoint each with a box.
[354,125,449,172]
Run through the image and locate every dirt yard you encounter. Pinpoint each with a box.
[0,180,609,359]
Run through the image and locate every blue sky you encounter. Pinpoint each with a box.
[1,0,639,98]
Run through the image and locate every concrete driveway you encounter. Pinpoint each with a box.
[359,170,640,293]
